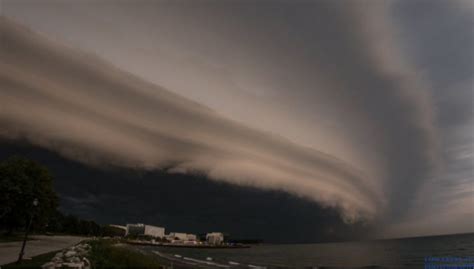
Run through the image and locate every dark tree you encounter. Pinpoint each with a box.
[102,225,126,237]
[0,156,58,234]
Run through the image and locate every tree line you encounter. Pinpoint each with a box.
[0,156,104,237]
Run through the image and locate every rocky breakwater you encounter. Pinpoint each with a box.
[41,242,91,269]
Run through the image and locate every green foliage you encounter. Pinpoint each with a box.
[0,156,58,233]
[45,212,103,236]
[0,155,103,236]
[3,240,165,269]
[88,239,163,268]
[102,225,126,237]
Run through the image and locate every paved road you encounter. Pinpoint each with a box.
[0,235,87,265]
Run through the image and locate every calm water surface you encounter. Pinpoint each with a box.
[141,233,474,268]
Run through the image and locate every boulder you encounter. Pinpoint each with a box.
[62,262,84,268]
[69,256,81,263]
[41,262,56,269]
[54,252,63,258]
[51,257,63,263]
[64,250,77,257]
[82,257,91,269]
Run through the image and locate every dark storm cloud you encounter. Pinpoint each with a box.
[381,0,473,236]
[392,0,474,127]
[2,0,469,235]
[0,141,371,243]
[122,0,441,219]
[0,17,382,221]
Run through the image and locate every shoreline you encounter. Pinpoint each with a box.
[125,240,251,249]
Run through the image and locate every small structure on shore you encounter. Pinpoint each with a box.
[186,233,197,241]
[144,225,165,238]
[120,222,230,247]
[106,224,127,237]
[126,223,145,236]
[125,223,165,238]
[166,232,198,243]
[206,232,224,245]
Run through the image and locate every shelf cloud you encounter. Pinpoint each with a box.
[1,17,382,221]
[1,0,471,236]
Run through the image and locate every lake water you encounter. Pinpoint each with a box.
[140,233,474,268]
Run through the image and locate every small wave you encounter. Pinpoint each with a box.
[248,264,267,269]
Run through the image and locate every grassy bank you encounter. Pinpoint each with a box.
[88,239,165,268]
[3,239,166,269]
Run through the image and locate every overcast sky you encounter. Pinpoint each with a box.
[1,0,473,238]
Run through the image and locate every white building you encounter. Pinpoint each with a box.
[125,223,145,236]
[144,225,165,238]
[108,225,127,236]
[168,232,188,241]
[125,223,165,238]
[186,234,197,241]
[166,232,198,242]
[110,224,127,230]
[206,232,224,245]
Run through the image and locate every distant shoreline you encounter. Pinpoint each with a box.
[125,240,251,249]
